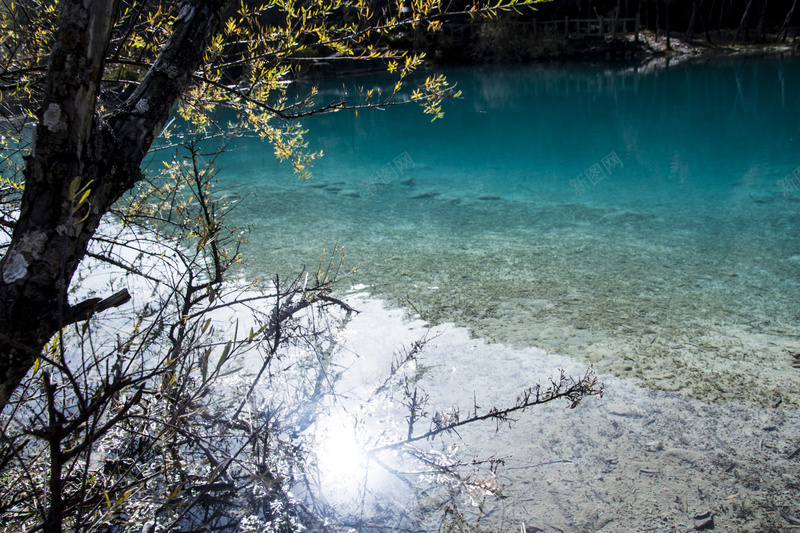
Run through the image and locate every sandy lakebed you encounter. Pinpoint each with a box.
[326,292,800,533]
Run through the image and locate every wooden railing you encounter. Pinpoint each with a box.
[534,15,640,39]
[441,15,641,41]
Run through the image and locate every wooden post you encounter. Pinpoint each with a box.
[635,13,640,41]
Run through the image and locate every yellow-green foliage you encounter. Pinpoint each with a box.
[0,0,539,183]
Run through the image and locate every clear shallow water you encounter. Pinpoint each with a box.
[212,56,800,407]
[321,295,800,532]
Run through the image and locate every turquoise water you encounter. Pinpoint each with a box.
[215,56,800,407]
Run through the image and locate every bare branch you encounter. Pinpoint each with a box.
[370,368,604,453]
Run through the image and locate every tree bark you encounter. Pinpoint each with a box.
[687,0,698,39]
[0,0,232,410]
[782,0,797,42]
[666,0,672,49]
[734,0,754,44]
[700,0,714,43]
[756,0,768,42]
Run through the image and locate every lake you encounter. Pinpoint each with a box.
[198,56,800,531]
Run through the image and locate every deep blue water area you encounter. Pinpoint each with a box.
[208,56,800,407]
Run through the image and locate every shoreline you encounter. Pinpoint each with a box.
[295,29,799,81]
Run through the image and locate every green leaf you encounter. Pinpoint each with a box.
[201,347,211,381]
[248,322,269,343]
[166,484,183,503]
[216,340,232,374]
[68,176,81,199]
[72,187,91,213]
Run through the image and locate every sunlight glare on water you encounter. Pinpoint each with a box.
[314,409,366,497]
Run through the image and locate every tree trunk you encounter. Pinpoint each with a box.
[0,0,232,411]
[782,0,798,41]
[687,0,698,39]
[0,0,123,411]
[708,0,717,31]
[666,0,672,49]
[691,0,714,43]
[700,0,714,43]
[734,0,754,44]
[756,0,768,41]
[656,0,660,37]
